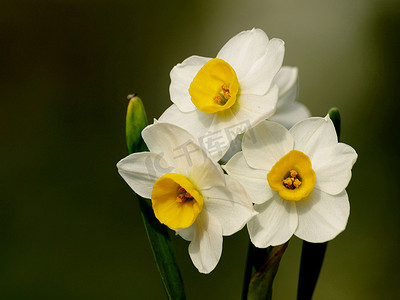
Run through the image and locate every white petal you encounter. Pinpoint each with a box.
[295,189,350,243]
[197,109,240,161]
[201,86,278,161]
[233,84,279,128]
[158,104,214,138]
[158,104,228,161]
[217,28,269,80]
[313,143,358,195]
[240,38,285,95]
[223,152,272,204]
[169,55,211,112]
[247,195,297,248]
[117,152,170,198]
[273,66,298,106]
[188,211,223,274]
[202,84,276,159]
[242,120,293,171]
[142,122,221,181]
[290,115,338,158]
[175,224,195,241]
[269,101,311,129]
[268,66,311,129]
[188,157,225,190]
[219,134,243,164]
[202,175,256,236]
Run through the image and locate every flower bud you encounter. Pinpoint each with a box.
[328,107,341,139]
[126,94,148,154]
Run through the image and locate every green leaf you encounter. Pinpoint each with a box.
[125,95,186,300]
[242,242,288,300]
[297,242,327,300]
[297,108,341,300]
[137,197,186,300]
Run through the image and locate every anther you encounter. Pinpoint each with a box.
[176,187,194,203]
[283,169,302,190]
[213,95,224,104]
[213,84,231,106]
[293,178,302,188]
[176,194,186,203]
[184,192,193,199]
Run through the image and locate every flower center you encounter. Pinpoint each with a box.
[213,84,232,105]
[282,170,302,189]
[189,58,239,113]
[267,150,315,201]
[176,187,194,203]
[151,173,203,229]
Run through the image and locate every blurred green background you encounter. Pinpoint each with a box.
[1,0,399,299]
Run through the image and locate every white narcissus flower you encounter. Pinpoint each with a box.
[159,28,284,161]
[224,116,357,247]
[117,123,255,273]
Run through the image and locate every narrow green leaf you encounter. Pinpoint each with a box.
[242,241,288,300]
[297,108,341,300]
[297,242,327,300]
[125,95,186,300]
[137,197,186,300]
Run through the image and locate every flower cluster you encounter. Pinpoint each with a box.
[117,28,357,274]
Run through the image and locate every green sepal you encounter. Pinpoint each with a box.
[125,95,186,300]
[297,108,341,300]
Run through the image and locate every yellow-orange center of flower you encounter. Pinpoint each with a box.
[151,173,203,229]
[267,150,315,201]
[189,58,239,113]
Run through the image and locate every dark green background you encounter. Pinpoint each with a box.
[1,0,399,299]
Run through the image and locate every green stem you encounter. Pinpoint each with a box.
[242,240,256,300]
[125,95,185,299]
[296,108,341,300]
[242,242,288,300]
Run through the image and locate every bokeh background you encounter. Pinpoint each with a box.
[1,0,399,299]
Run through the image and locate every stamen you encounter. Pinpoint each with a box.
[283,169,302,190]
[221,84,230,92]
[176,194,186,203]
[213,84,231,106]
[213,95,225,105]
[293,178,302,188]
[176,186,194,203]
[283,178,293,186]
